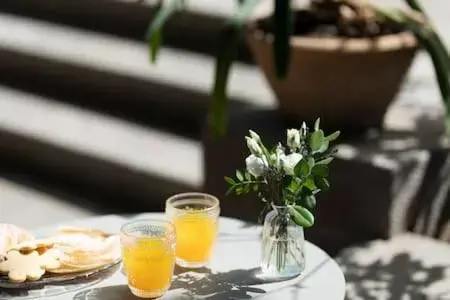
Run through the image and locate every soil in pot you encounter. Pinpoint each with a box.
[257,5,405,39]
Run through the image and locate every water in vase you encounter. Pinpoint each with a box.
[260,209,305,278]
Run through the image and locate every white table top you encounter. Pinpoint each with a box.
[1,213,345,300]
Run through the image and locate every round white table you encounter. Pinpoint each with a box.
[1,213,346,300]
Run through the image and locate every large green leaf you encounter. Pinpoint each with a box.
[146,0,184,63]
[273,0,292,78]
[224,176,236,185]
[210,0,260,136]
[210,27,239,136]
[310,130,325,152]
[404,0,450,72]
[316,157,334,165]
[315,177,330,190]
[312,164,329,177]
[401,17,450,132]
[404,0,423,12]
[303,178,317,191]
[374,5,450,133]
[289,205,314,227]
[294,159,311,177]
[326,131,340,142]
[305,195,316,209]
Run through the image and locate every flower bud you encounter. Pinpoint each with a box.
[249,130,261,143]
[301,122,307,136]
[287,129,301,149]
[245,137,263,156]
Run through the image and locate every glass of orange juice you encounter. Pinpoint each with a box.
[165,192,220,268]
[120,219,176,298]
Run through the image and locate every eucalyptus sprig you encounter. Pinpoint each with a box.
[225,118,339,228]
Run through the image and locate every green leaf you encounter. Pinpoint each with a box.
[149,30,161,63]
[402,17,450,113]
[210,0,260,136]
[224,176,236,185]
[210,27,239,136]
[226,185,236,195]
[326,131,341,142]
[446,117,450,135]
[294,160,310,177]
[236,186,243,195]
[273,0,292,78]
[253,184,258,192]
[373,6,450,135]
[318,139,329,153]
[310,130,325,152]
[306,195,316,209]
[316,147,338,161]
[404,0,424,13]
[307,157,315,169]
[316,177,330,190]
[236,170,244,181]
[312,165,329,177]
[146,0,183,63]
[303,178,316,191]
[405,0,450,72]
[289,205,315,228]
[289,178,301,191]
[314,118,321,131]
[316,157,334,165]
[244,172,252,181]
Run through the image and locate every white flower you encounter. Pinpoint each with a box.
[287,129,300,149]
[249,130,261,143]
[245,137,263,156]
[281,153,303,175]
[246,154,266,177]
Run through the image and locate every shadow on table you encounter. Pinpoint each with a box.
[170,266,270,299]
[338,251,450,299]
[74,257,333,300]
[73,285,135,300]
[74,265,302,300]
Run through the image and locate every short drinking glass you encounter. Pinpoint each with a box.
[165,192,220,268]
[120,219,176,298]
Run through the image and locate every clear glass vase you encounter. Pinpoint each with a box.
[260,205,305,279]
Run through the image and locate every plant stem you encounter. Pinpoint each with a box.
[273,209,289,273]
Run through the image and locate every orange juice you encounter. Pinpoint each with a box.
[173,214,217,263]
[122,238,175,295]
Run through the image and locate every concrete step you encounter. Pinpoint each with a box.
[0,177,95,229]
[0,13,275,138]
[0,0,254,62]
[0,0,448,61]
[0,86,202,210]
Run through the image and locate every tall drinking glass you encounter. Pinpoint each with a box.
[165,193,220,268]
[120,219,176,298]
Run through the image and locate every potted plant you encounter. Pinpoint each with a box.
[223,119,339,277]
[147,0,449,136]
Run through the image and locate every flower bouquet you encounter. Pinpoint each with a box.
[225,119,339,278]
